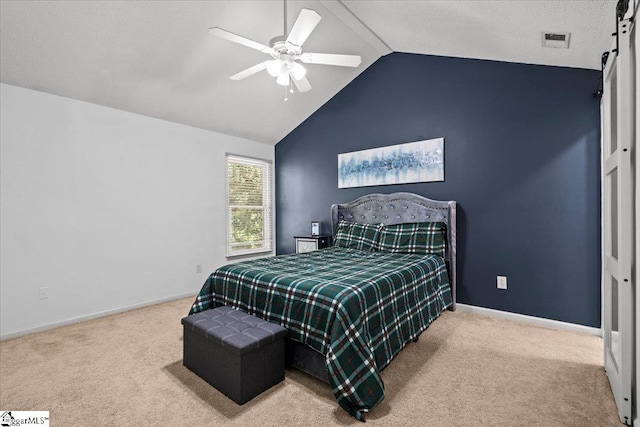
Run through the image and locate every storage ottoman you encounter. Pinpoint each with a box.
[181,306,287,404]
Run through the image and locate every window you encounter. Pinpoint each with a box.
[225,154,273,257]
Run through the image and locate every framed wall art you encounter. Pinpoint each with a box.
[338,137,444,188]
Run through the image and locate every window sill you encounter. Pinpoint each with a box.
[226,249,273,260]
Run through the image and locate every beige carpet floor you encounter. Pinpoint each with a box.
[0,297,621,426]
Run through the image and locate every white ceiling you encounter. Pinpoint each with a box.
[343,0,616,70]
[0,1,616,145]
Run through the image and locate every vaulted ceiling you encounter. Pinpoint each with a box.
[0,1,616,145]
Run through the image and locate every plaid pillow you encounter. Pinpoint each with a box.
[377,222,447,257]
[334,221,382,252]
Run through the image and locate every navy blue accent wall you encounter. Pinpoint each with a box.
[275,53,601,327]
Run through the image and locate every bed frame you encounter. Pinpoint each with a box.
[285,192,457,383]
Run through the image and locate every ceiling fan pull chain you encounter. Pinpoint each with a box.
[284,84,288,102]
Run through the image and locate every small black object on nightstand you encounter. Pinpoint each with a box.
[294,235,331,254]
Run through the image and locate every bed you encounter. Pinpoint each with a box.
[189,192,456,421]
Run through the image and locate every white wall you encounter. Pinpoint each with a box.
[0,83,274,338]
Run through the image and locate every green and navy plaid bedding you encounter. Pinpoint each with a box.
[333,220,382,251]
[189,246,452,420]
[377,222,447,257]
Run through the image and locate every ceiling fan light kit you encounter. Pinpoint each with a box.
[276,70,290,86]
[209,7,361,98]
[287,61,307,80]
[266,60,283,77]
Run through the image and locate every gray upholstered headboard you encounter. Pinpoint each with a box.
[331,192,456,310]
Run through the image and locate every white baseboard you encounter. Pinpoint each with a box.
[1,298,603,340]
[0,291,197,341]
[456,303,602,337]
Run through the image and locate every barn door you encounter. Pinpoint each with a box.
[601,15,634,426]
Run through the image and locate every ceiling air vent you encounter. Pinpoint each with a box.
[541,32,570,49]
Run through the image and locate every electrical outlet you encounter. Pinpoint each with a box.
[196,264,202,274]
[39,287,49,299]
[497,276,507,290]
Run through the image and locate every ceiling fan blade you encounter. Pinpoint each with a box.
[286,9,321,47]
[299,53,361,67]
[292,75,312,92]
[209,27,274,55]
[229,60,271,80]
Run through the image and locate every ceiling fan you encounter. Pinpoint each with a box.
[209,7,362,95]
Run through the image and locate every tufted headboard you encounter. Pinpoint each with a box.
[331,192,456,310]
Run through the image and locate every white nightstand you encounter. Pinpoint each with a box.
[294,236,331,253]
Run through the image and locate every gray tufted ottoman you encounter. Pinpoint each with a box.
[181,306,287,404]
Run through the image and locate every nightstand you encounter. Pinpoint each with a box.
[294,235,331,253]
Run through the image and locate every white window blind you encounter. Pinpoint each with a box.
[225,154,273,257]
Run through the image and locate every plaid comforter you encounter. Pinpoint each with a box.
[189,246,452,420]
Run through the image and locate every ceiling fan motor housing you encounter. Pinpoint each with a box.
[270,39,303,59]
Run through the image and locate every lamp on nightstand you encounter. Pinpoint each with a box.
[311,221,320,236]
